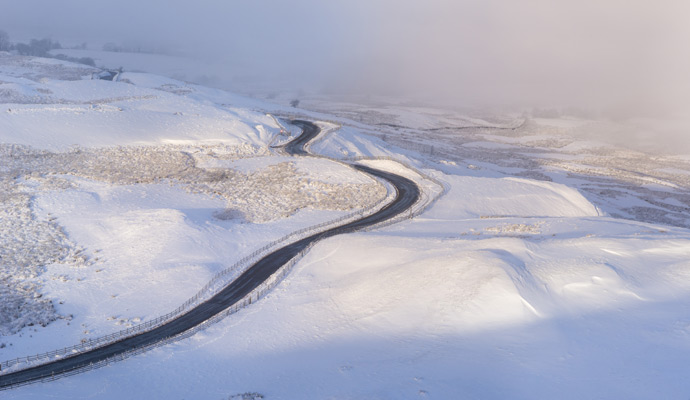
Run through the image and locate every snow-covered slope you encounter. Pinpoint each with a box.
[0,54,385,353]
[425,175,600,219]
[8,161,690,399]
[0,56,279,150]
[3,54,690,400]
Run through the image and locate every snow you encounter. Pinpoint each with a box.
[199,155,374,186]
[3,54,690,399]
[8,214,690,399]
[0,88,278,150]
[0,55,385,357]
[0,150,385,356]
[0,56,282,151]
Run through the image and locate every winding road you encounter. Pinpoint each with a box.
[0,120,420,390]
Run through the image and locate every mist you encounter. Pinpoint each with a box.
[2,0,690,114]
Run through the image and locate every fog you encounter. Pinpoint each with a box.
[2,0,690,114]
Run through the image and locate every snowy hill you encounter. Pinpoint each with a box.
[0,54,385,351]
[3,54,690,399]
[0,55,279,150]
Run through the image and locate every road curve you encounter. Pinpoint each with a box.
[0,120,420,389]
[283,119,319,155]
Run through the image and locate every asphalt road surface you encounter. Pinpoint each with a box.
[283,119,319,155]
[0,120,420,389]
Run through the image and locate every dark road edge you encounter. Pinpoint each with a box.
[0,120,421,390]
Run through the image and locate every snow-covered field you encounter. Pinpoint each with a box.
[3,53,690,399]
[0,54,385,357]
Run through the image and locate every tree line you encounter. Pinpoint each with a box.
[0,30,95,67]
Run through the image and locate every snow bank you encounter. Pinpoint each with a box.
[425,174,600,219]
[295,236,538,334]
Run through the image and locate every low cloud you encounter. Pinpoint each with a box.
[2,0,689,114]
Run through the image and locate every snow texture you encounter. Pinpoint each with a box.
[3,54,690,400]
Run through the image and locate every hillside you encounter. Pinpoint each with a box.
[2,54,690,399]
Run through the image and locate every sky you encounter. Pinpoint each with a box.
[1,0,690,113]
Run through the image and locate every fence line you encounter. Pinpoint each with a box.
[0,238,321,391]
[292,150,448,230]
[0,176,395,375]
[266,114,297,148]
[0,120,447,384]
